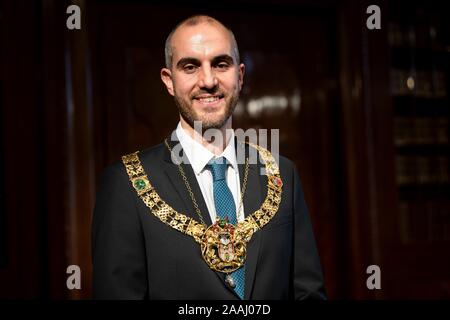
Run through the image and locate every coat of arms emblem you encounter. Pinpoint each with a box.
[201,217,246,273]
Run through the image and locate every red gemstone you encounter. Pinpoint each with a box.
[273,177,283,187]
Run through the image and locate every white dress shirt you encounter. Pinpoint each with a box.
[176,122,244,224]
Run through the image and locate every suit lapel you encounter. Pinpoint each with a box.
[163,134,212,226]
[237,142,265,300]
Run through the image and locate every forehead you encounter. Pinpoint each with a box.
[171,22,234,60]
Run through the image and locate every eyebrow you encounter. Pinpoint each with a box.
[176,57,199,69]
[212,54,235,65]
[175,54,235,69]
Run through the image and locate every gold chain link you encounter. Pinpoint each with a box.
[164,139,249,226]
[237,156,249,220]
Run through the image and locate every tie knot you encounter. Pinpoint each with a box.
[207,157,228,181]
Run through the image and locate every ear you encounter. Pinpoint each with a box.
[238,63,245,91]
[160,68,175,96]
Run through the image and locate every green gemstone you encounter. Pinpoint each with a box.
[134,179,146,190]
[219,219,226,228]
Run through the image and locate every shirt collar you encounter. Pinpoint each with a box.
[175,122,238,175]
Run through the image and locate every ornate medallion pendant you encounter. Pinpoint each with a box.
[201,217,246,273]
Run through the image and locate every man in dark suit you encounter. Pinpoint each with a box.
[92,15,326,300]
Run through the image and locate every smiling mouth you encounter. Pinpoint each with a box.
[194,95,224,105]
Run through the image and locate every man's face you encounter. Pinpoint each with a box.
[161,22,245,131]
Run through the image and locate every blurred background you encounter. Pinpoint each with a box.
[1,0,449,299]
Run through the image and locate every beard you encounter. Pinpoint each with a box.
[174,89,239,132]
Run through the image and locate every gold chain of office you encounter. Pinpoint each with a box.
[122,141,283,274]
[164,139,249,226]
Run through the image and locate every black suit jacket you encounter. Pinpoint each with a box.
[92,134,326,300]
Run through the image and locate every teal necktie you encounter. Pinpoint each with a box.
[207,157,245,300]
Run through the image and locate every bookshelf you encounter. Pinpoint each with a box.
[389,6,450,244]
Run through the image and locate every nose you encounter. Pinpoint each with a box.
[198,66,218,89]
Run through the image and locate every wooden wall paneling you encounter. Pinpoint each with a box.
[360,0,398,299]
[64,0,96,299]
[42,0,96,299]
[0,0,7,274]
[41,0,70,299]
[0,0,43,298]
[338,0,378,299]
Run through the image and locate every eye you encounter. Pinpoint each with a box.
[215,62,230,70]
[183,65,197,73]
